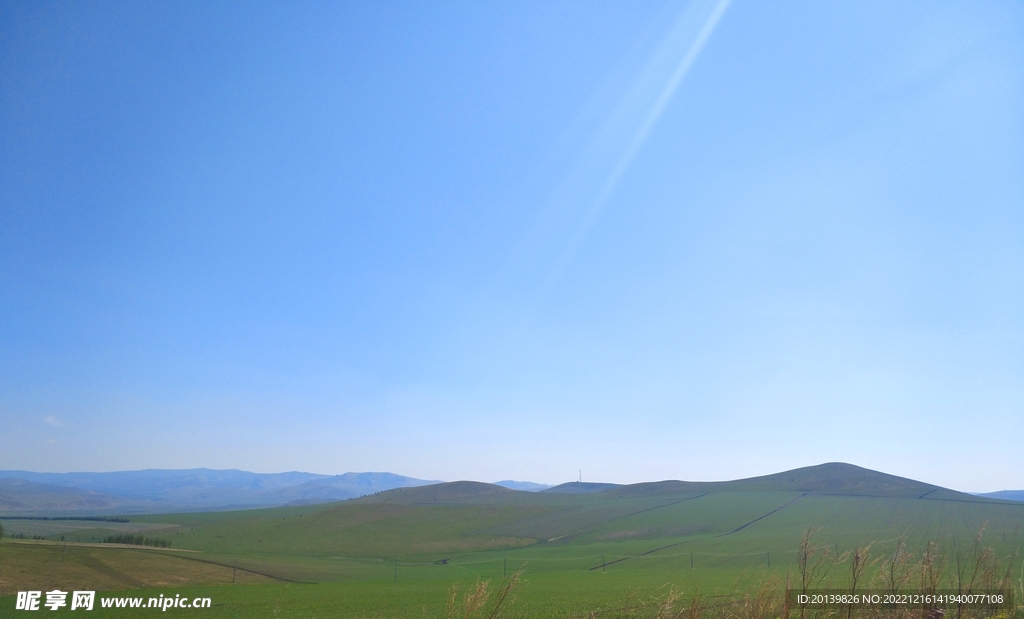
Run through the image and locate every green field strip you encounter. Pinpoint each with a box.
[161,502,548,559]
[583,493,710,532]
[126,548,304,583]
[483,498,671,540]
[717,492,807,536]
[585,492,807,570]
[487,494,710,543]
[572,491,806,544]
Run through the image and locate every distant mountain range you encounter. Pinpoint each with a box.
[2,464,1017,515]
[0,469,440,514]
[493,480,552,492]
[376,464,1018,506]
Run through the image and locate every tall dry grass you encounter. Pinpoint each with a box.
[552,528,1021,619]
[446,571,522,619]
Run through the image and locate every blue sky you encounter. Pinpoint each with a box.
[1,1,1021,491]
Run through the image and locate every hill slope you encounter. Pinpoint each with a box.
[600,463,983,500]
[359,481,520,504]
[975,490,1024,502]
[544,482,622,494]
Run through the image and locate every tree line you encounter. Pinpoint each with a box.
[102,534,171,548]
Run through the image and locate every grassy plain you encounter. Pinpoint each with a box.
[1,464,1022,617]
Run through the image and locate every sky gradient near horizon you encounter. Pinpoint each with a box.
[2,1,1022,492]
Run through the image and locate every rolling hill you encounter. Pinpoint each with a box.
[603,462,966,499]
[4,462,1021,615]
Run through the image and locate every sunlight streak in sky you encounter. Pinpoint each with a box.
[541,0,732,292]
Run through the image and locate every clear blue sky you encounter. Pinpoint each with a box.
[2,1,1021,491]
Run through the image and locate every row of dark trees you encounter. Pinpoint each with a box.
[1,516,128,522]
[102,534,171,548]
[0,525,169,547]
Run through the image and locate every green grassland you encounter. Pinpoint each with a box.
[0,541,273,596]
[2,464,1022,617]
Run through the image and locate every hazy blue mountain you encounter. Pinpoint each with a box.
[493,480,552,492]
[0,469,440,514]
[0,469,325,500]
[0,478,148,513]
[973,490,1024,502]
[267,473,441,504]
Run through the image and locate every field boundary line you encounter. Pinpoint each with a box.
[593,494,710,530]
[717,492,807,536]
[2,539,306,583]
[919,496,1024,506]
[4,539,200,553]
[804,492,1012,506]
[132,549,309,583]
[544,494,710,545]
[588,493,807,571]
